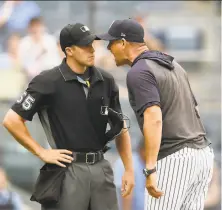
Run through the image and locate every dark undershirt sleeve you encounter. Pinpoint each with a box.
[127,69,161,116]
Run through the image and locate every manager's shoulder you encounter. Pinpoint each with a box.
[131,58,148,70]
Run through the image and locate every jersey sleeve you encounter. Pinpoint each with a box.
[127,69,161,116]
[11,73,54,121]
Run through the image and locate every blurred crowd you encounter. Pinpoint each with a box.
[0,1,220,210]
[0,168,24,210]
[0,0,168,103]
[0,1,62,102]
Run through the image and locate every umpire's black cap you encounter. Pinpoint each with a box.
[97,19,145,43]
[60,23,97,52]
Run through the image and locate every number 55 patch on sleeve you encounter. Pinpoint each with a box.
[16,91,35,111]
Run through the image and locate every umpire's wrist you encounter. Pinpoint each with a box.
[124,166,134,172]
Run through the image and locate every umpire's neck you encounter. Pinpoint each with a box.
[66,57,87,74]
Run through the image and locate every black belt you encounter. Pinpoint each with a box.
[72,151,104,165]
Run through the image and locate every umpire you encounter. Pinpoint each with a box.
[97,19,214,210]
[3,23,134,210]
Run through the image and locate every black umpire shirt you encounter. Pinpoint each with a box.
[11,59,122,152]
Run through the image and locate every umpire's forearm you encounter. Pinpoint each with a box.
[122,194,133,210]
[2,109,43,157]
[143,106,162,169]
[115,129,133,172]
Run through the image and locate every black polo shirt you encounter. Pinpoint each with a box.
[11,59,122,152]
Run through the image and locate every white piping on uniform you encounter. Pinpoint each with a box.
[58,67,67,82]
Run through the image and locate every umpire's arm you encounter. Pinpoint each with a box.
[2,74,73,167]
[110,78,134,197]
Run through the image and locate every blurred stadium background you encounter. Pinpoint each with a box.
[0,1,220,210]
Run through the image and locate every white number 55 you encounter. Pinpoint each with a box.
[22,95,35,110]
[16,91,27,103]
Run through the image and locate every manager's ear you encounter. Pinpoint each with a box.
[121,38,127,48]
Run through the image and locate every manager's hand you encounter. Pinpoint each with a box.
[146,172,164,199]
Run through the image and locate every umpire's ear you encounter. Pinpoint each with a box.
[65,45,76,57]
[65,47,72,57]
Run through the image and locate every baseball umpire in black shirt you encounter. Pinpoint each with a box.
[3,23,134,210]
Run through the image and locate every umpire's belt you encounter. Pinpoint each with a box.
[72,151,104,165]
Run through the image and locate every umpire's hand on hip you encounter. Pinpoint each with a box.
[37,148,74,167]
[121,170,135,197]
[146,172,164,199]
